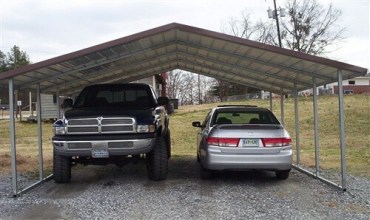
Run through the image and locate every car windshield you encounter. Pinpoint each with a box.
[213,110,280,125]
[74,85,155,108]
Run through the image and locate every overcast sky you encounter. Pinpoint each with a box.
[0,0,369,71]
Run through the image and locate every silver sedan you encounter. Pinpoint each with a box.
[192,105,292,180]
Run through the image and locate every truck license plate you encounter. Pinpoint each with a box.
[92,149,109,158]
[241,138,259,147]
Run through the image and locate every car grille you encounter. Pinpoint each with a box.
[66,117,135,134]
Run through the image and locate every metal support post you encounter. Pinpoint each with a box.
[280,90,284,126]
[269,92,273,111]
[337,70,347,190]
[36,84,44,180]
[294,84,300,166]
[312,77,320,176]
[8,78,18,196]
[56,90,61,119]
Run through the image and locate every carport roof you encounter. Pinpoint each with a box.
[0,23,367,95]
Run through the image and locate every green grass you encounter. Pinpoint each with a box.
[0,94,369,177]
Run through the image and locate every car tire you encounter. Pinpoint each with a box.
[53,152,71,183]
[147,137,168,181]
[275,170,290,180]
[200,164,213,179]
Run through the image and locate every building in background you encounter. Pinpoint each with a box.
[332,76,370,95]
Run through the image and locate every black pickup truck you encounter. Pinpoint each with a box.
[52,83,171,183]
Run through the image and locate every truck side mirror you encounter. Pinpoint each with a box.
[62,98,73,108]
[157,97,169,106]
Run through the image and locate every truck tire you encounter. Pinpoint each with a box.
[165,129,171,158]
[147,137,168,181]
[53,152,71,183]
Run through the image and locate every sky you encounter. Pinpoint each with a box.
[0,0,369,71]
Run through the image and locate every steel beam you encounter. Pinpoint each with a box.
[294,84,300,166]
[280,89,284,126]
[312,77,320,176]
[8,78,18,197]
[36,83,44,180]
[56,90,61,119]
[269,92,273,111]
[337,69,347,190]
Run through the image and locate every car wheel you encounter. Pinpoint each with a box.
[200,164,213,179]
[53,152,71,183]
[275,170,290,180]
[147,137,168,181]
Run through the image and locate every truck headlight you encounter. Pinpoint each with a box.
[53,120,66,135]
[136,124,155,133]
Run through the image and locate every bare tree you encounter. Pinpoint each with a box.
[281,0,344,55]
[222,0,344,56]
[167,69,182,99]
[167,70,196,105]
[222,9,273,43]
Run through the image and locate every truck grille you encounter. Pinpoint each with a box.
[66,117,135,134]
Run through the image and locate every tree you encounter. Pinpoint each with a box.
[0,45,31,72]
[0,46,31,106]
[223,0,344,56]
[167,70,213,105]
[0,50,7,72]
[208,79,255,102]
[6,45,31,69]
[281,0,344,55]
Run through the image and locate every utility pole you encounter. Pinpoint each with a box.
[267,0,285,48]
[273,0,282,47]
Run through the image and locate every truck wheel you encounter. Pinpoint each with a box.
[147,137,168,181]
[165,129,171,158]
[53,152,71,183]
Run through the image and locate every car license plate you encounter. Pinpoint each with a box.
[241,138,259,147]
[92,149,109,158]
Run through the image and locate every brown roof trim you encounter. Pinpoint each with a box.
[1,22,367,81]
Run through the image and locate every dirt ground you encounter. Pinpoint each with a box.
[1,156,369,219]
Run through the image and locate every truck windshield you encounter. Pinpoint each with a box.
[74,85,155,108]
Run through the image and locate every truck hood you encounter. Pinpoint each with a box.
[64,107,155,122]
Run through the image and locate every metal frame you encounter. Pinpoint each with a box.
[292,69,347,191]
[8,79,53,197]
[2,23,364,196]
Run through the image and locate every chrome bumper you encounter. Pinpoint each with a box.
[53,138,156,157]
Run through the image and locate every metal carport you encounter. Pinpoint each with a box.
[0,23,367,196]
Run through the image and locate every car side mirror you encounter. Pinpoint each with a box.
[157,97,169,106]
[192,121,202,128]
[62,98,73,108]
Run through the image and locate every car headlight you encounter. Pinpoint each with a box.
[53,120,66,135]
[136,124,155,133]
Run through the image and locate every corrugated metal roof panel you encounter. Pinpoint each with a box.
[0,23,366,95]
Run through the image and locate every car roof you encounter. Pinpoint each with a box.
[214,105,269,112]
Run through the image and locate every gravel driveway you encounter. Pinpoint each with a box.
[0,156,369,219]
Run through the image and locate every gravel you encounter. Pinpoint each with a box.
[0,157,369,219]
